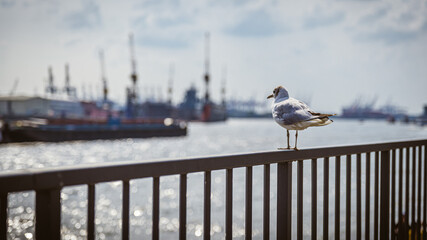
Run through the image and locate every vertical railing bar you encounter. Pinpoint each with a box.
[122,180,130,240]
[379,150,390,239]
[412,147,416,238]
[179,174,187,240]
[246,166,253,240]
[153,177,160,240]
[324,157,329,240]
[398,148,403,240]
[423,145,427,240]
[312,158,317,240]
[406,147,410,240]
[366,152,371,240]
[346,154,351,240]
[226,169,233,240]
[374,151,379,240]
[204,171,211,240]
[35,188,61,240]
[297,160,303,240]
[263,164,270,240]
[335,156,341,240]
[356,153,361,240]
[391,149,396,239]
[418,146,422,240]
[277,162,292,240]
[0,192,7,240]
[88,184,95,240]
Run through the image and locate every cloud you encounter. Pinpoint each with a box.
[0,0,14,8]
[303,10,345,30]
[357,27,421,44]
[137,35,190,48]
[131,14,194,48]
[359,7,389,24]
[356,10,427,45]
[63,1,101,30]
[137,0,180,9]
[226,9,286,37]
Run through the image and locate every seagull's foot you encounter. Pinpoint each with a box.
[278,147,291,150]
[293,147,299,151]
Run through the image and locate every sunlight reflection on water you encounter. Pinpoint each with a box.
[1,119,427,239]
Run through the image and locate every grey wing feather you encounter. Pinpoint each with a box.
[273,100,313,125]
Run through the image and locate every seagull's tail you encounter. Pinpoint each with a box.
[306,113,336,127]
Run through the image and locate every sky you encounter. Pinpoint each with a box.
[0,0,426,114]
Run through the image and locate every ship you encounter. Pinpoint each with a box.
[340,97,405,120]
[0,57,187,144]
[178,32,227,122]
[0,117,186,143]
[200,33,227,122]
[176,86,202,121]
[125,34,176,120]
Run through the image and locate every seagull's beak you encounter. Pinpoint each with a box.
[267,94,274,99]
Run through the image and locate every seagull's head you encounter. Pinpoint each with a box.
[267,86,289,100]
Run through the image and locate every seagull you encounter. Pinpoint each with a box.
[267,86,335,150]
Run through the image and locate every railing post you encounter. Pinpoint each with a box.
[153,177,160,240]
[122,180,130,240]
[35,188,61,240]
[263,164,270,240]
[226,169,233,240]
[0,193,7,240]
[204,171,211,240]
[380,150,390,240]
[88,184,95,240]
[277,162,292,240]
[245,166,253,240]
[180,174,187,240]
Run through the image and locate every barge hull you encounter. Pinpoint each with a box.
[2,126,187,143]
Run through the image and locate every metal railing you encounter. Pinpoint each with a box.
[1,139,426,239]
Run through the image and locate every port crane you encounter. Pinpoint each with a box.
[99,50,108,102]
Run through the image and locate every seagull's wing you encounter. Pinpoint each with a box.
[308,111,336,118]
[273,98,313,125]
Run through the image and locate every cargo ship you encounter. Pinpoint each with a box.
[0,51,187,144]
[0,117,186,143]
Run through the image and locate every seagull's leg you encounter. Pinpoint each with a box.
[278,130,291,150]
[294,130,299,151]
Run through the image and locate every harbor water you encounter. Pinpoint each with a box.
[1,118,427,239]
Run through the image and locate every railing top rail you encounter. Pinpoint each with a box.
[1,139,426,193]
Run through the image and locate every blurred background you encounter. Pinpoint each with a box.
[1,0,427,239]
[1,0,426,114]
